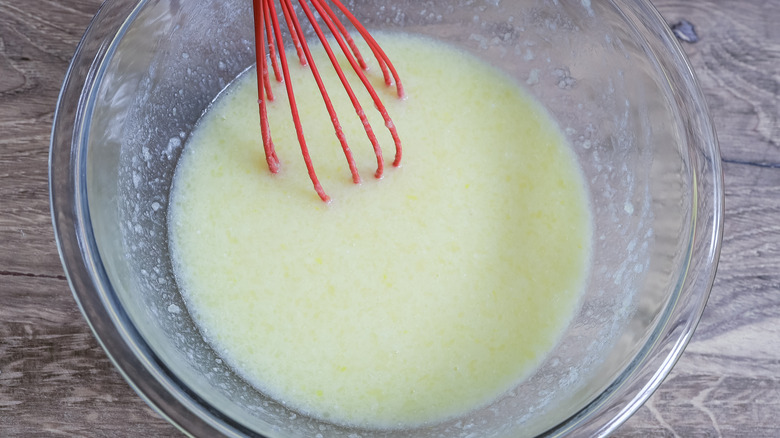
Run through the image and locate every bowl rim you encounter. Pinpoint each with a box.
[49,0,723,436]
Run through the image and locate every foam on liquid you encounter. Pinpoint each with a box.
[169,34,592,429]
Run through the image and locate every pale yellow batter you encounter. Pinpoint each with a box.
[169,34,591,429]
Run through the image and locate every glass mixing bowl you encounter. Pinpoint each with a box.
[50,0,723,436]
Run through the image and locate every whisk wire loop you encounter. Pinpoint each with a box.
[263,0,283,83]
[284,0,362,184]
[263,0,330,201]
[304,0,387,179]
[251,0,404,201]
[328,0,404,98]
[253,0,279,172]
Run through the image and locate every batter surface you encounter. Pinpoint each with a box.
[169,34,591,428]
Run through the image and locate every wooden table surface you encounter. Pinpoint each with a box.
[1,0,778,436]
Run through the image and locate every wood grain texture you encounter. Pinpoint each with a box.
[655,0,780,164]
[0,0,176,435]
[0,0,778,436]
[0,0,93,278]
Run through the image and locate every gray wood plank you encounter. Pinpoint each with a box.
[655,0,780,165]
[0,0,183,435]
[0,275,174,435]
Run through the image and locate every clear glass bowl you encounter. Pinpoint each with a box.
[50,0,723,436]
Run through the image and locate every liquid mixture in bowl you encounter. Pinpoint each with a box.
[169,34,592,428]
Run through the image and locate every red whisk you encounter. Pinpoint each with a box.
[251,0,404,202]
